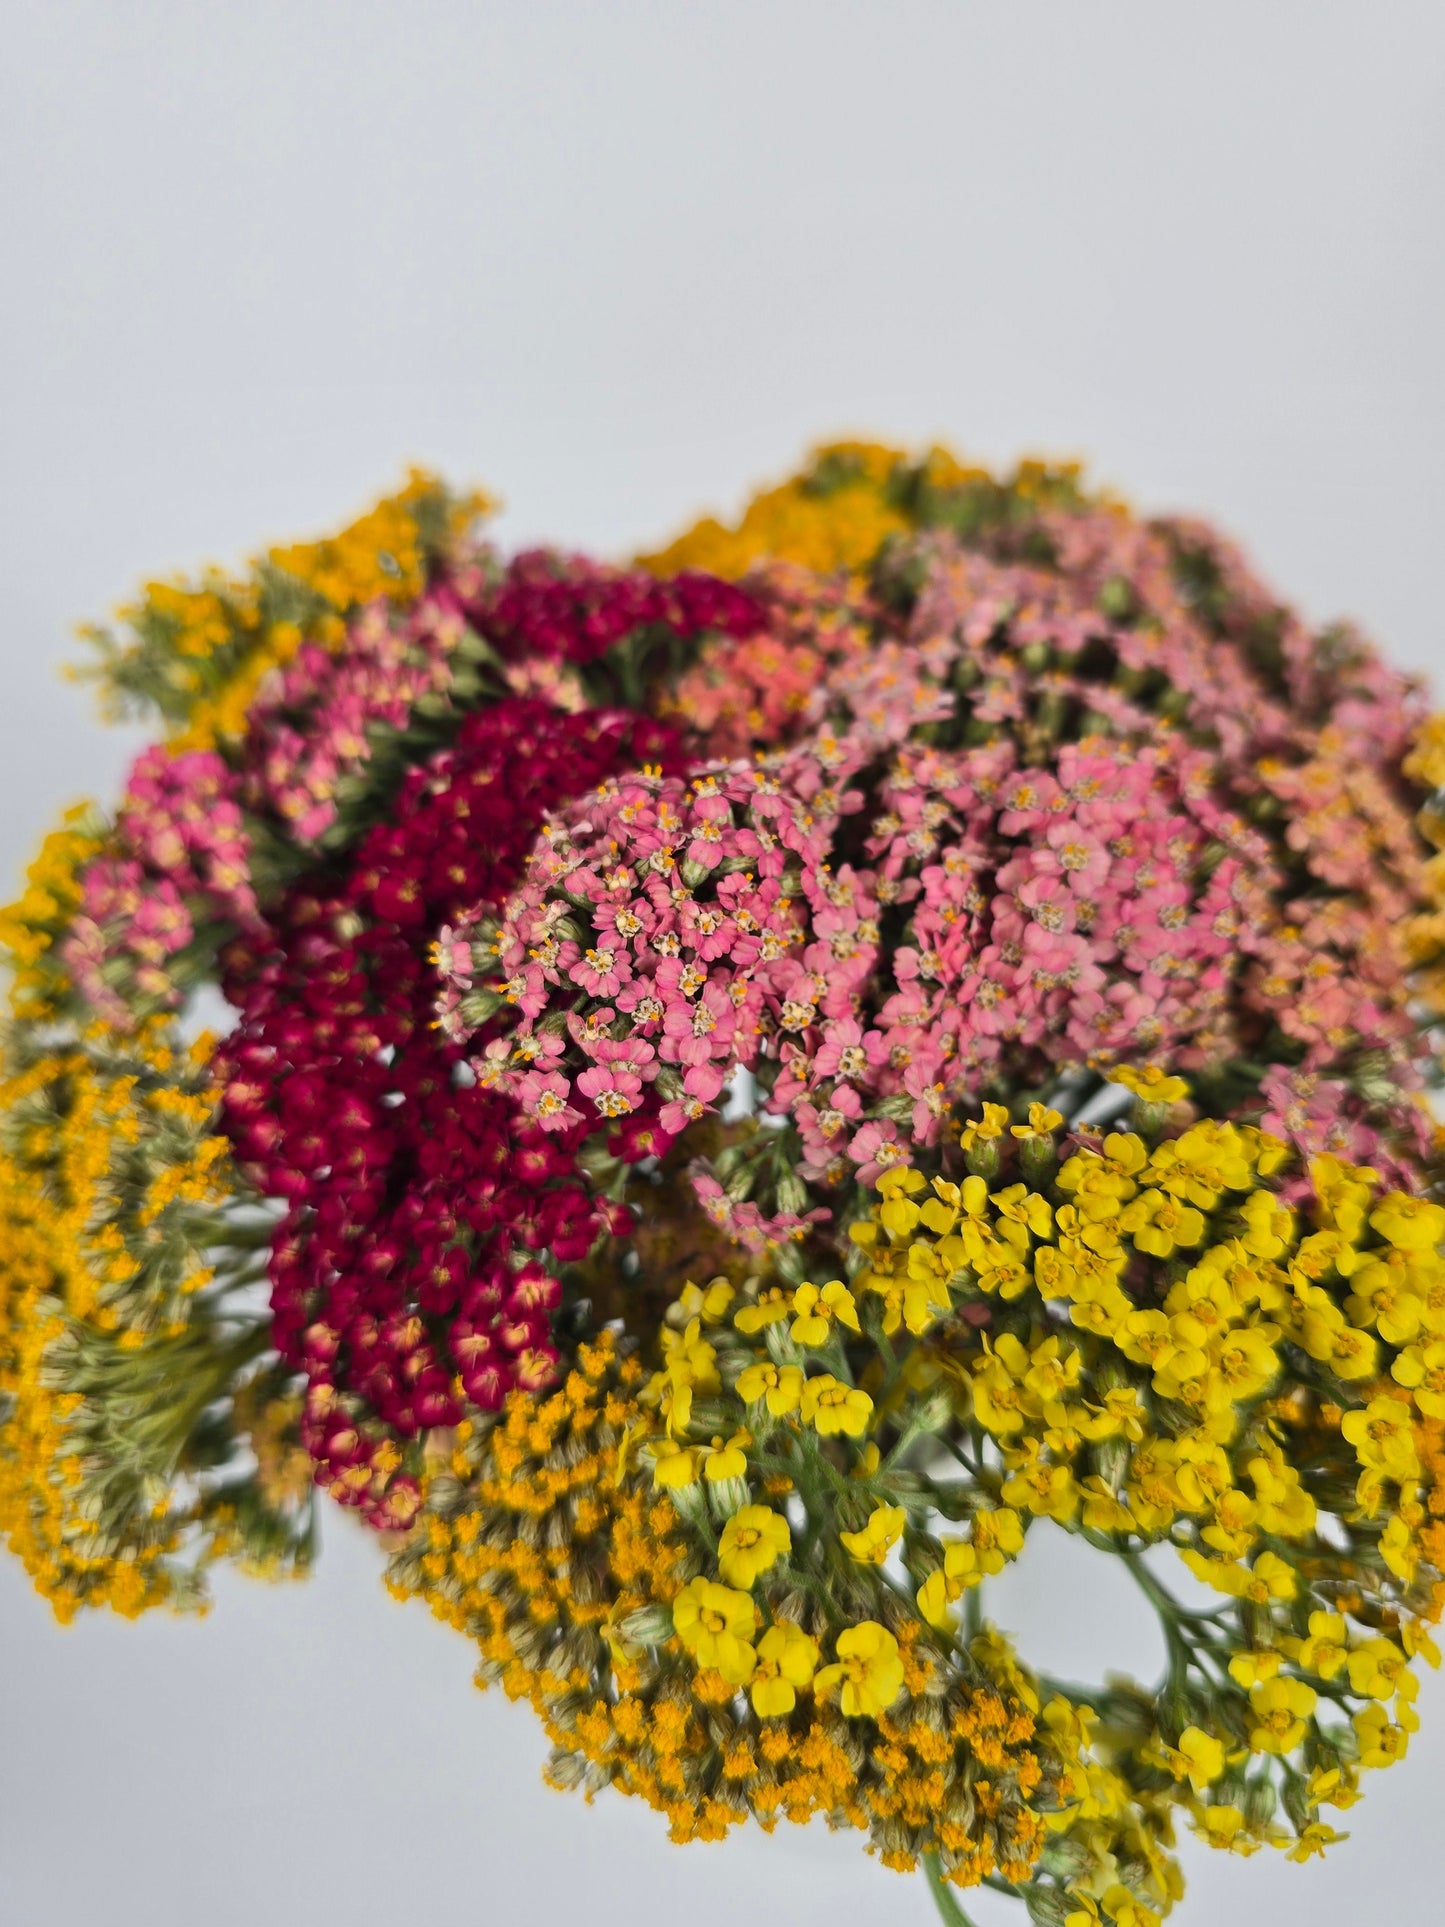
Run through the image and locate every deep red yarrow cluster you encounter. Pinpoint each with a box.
[476,548,760,668]
[210,560,760,1526]
[216,699,682,1524]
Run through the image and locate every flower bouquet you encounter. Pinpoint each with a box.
[6,444,1445,1926]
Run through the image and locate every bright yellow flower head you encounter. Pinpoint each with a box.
[1248,1676,1317,1755]
[1370,1194,1445,1254]
[1112,1065,1190,1106]
[814,1620,904,1719]
[717,1505,791,1588]
[789,1278,860,1347]
[673,1278,736,1327]
[749,1619,819,1718]
[1011,1102,1066,1141]
[1227,1648,1282,1690]
[700,1430,752,1482]
[839,1503,906,1566]
[799,1374,873,1438]
[649,1440,700,1490]
[959,1102,1012,1152]
[1169,1725,1225,1790]
[1196,1804,1259,1855]
[1342,1396,1421,1494]
[1354,1701,1411,1769]
[1286,1822,1347,1863]
[735,1359,804,1417]
[1295,1611,1348,1681]
[672,1576,759,1685]
[734,1285,792,1335]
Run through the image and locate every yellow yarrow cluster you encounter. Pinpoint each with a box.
[847,1086,1445,1868]
[0,803,105,1019]
[637,441,1093,580]
[0,1024,209,1612]
[387,1327,1077,1893]
[76,468,492,746]
[638,441,913,579]
[0,1010,309,1617]
[627,1268,1180,1916]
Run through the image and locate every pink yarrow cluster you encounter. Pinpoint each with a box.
[61,584,474,1018]
[439,754,836,1142]
[64,745,258,1025]
[242,584,478,845]
[659,529,1435,1155]
[440,707,1274,1199]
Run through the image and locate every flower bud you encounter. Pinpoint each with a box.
[617,1604,677,1648]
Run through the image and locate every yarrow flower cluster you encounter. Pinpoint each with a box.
[449,731,1264,1190]
[5,444,1445,1927]
[215,700,682,1523]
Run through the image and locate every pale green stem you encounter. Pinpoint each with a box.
[963,1578,984,1641]
[924,1853,983,1927]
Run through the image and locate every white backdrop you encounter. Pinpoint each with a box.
[2,5,1443,1924]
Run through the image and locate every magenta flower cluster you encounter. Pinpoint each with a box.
[216,699,679,1524]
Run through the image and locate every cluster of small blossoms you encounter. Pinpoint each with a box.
[2,476,761,1582]
[477,546,760,674]
[214,701,679,1523]
[8,446,1445,1927]
[1400,715,1445,1032]
[398,1072,1445,1910]
[238,583,482,847]
[656,441,1424,799]
[656,560,877,759]
[0,805,107,1022]
[638,440,1093,583]
[443,751,840,1142]
[232,540,745,860]
[620,1266,1133,1923]
[77,468,492,746]
[843,1078,1445,1866]
[8,477,764,1547]
[62,541,764,1032]
[656,455,1438,1175]
[0,1015,311,1616]
[449,726,1273,1220]
[386,1327,1073,1901]
[63,745,260,1026]
[199,553,757,1524]
[53,476,496,1024]
[0,808,314,1617]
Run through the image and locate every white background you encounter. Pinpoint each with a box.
[2,5,1443,1924]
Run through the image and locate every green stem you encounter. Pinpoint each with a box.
[1121,1550,1226,1626]
[201,1220,281,1252]
[924,1854,983,1927]
[963,1578,984,1642]
[1119,1551,1237,1693]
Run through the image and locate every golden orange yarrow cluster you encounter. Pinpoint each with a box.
[387,1331,1069,1891]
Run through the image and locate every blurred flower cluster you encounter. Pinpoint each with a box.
[5,445,1445,1927]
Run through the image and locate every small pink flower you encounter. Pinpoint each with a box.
[516,1070,583,1133]
[569,943,631,998]
[577,1062,644,1117]
[847,1119,906,1184]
